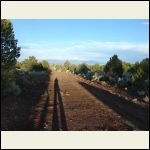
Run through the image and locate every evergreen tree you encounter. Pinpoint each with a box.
[104,54,123,77]
[1,19,20,83]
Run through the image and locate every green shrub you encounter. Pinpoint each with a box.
[2,81,21,96]
[41,60,50,70]
[21,56,38,71]
[63,60,71,71]
[104,54,123,77]
[88,64,102,72]
[129,59,149,90]
[76,63,89,75]
[18,56,50,72]
[84,71,94,80]
[32,63,44,71]
[92,71,106,82]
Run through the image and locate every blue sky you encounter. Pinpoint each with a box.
[11,19,149,64]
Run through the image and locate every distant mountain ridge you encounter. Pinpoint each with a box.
[42,59,101,65]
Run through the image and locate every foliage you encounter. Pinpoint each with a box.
[63,60,71,71]
[108,77,117,85]
[16,70,49,93]
[104,54,123,77]
[76,63,90,75]
[2,81,21,96]
[84,71,94,80]
[41,60,50,70]
[50,56,149,98]
[1,19,21,96]
[122,62,133,72]
[128,58,149,93]
[21,56,38,71]
[16,61,22,69]
[92,71,106,82]
[87,64,102,73]
[1,19,21,84]
[1,19,20,65]
[69,64,77,73]
[18,56,50,72]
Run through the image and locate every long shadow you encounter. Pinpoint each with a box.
[27,91,50,131]
[78,81,149,130]
[52,78,68,131]
[39,91,50,130]
[52,79,59,130]
[1,71,52,131]
[24,72,51,131]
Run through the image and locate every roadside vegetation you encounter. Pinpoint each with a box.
[1,20,50,97]
[1,19,149,101]
[52,56,149,102]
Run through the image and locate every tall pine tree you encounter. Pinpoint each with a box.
[1,19,20,83]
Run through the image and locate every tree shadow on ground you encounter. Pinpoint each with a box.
[78,81,149,130]
[1,72,50,131]
[24,74,50,131]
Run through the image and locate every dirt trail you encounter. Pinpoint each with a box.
[30,71,149,131]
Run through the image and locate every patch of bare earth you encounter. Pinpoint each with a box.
[1,71,149,131]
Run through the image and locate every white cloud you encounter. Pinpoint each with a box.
[19,40,149,63]
[93,41,149,53]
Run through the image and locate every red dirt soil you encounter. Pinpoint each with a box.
[1,71,149,131]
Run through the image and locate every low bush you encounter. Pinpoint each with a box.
[2,81,21,96]
[16,70,50,94]
[18,56,50,72]
[76,63,90,75]
[108,77,117,85]
[84,71,94,80]
[92,71,106,82]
